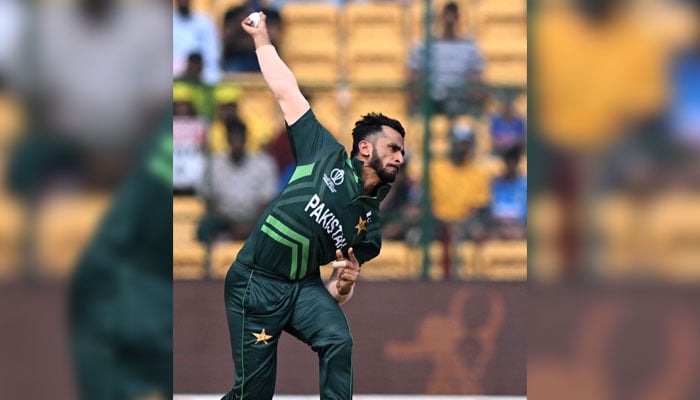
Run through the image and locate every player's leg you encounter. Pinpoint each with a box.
[223,263,294,400]
[284,276,353,400]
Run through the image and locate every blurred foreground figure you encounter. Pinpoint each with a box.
[1,0,173,398]
[69,111,173,400]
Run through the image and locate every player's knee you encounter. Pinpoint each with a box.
[324,325,353,352]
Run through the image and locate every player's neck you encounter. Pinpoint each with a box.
[360,163,382,196]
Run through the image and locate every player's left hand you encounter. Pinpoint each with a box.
[335,248,360,296]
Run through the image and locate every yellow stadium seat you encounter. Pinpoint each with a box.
[346,40,407,84]
[477,0,526,25]
[344,3,408,84]
[457,241,478,278]
[349,90,408,132]
[483,59,527,86]
[307,88,343,141]
[173,242,207,280]
[427,242,449,280]
[283,50,340,84]
[173,220,199,245]
[480,37,527,60]
[173,196,206,223]
[345,3,406,39]
[360,241,420,280]
[281,3,340,84]
[479,240,527,280]
[427,240,478,281]
[35,193,110,279]
[639,193,700,281]
[210,241,244,278]
[477,0,526,87]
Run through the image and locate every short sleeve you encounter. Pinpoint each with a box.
[286,109,344,165]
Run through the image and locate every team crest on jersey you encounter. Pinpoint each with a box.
[323,168,345,193]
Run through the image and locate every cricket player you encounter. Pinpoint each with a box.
[222,11,406,400]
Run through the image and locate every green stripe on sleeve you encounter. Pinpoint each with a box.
[288,162,315,184]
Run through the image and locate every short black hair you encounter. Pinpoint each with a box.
[187,52,203,64]
[502,145,522,164]
[224,5,247,26]
[262,7,282,26]
[444,2,459,14]
[351,113,406,157]
[226,117,247,138]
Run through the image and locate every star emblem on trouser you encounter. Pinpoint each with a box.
[355,216,367,234]
[253,328,273,344]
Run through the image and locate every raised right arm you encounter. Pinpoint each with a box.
[241,12,310,125]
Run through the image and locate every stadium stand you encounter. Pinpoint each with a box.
[173,241,208,279]
[35,193,110,278]
[477,0,526,85]
[281,3,340,84]
[478,240,527,280]
[345,3,408,84]
[209,240,245,278]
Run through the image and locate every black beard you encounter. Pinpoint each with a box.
[370,151,397,183]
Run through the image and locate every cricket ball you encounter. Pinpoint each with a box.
[247,12,261,28]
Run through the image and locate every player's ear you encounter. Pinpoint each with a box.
[358,140,372,158]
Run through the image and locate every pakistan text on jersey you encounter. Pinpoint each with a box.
[304,194,348,249]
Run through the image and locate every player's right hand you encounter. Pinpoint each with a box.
[335,248,360,296]
[241,11,267,36]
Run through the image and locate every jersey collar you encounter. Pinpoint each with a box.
[349,157,392,203]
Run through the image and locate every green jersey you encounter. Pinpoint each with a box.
[235,109,390,281]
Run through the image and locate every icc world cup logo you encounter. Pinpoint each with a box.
[330,168,345,186]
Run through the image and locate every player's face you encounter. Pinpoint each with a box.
[369,126,405,183]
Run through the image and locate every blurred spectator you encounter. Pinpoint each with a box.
[489,145,526,240]
[535,0,667,151]
[669,13,700,148]
[174,52,216,119]
[408,2,486,118]
[490,99,526,155]
[222,5,283,73]
[173,81,198,118]
[380,157,420,243]
[0,0,25,83]
[430,124,491,276]
[265,124,296,194]
[196,118,277,243]
[207,83,244,155]
[173,82,207,194]
[173,0,221,84]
